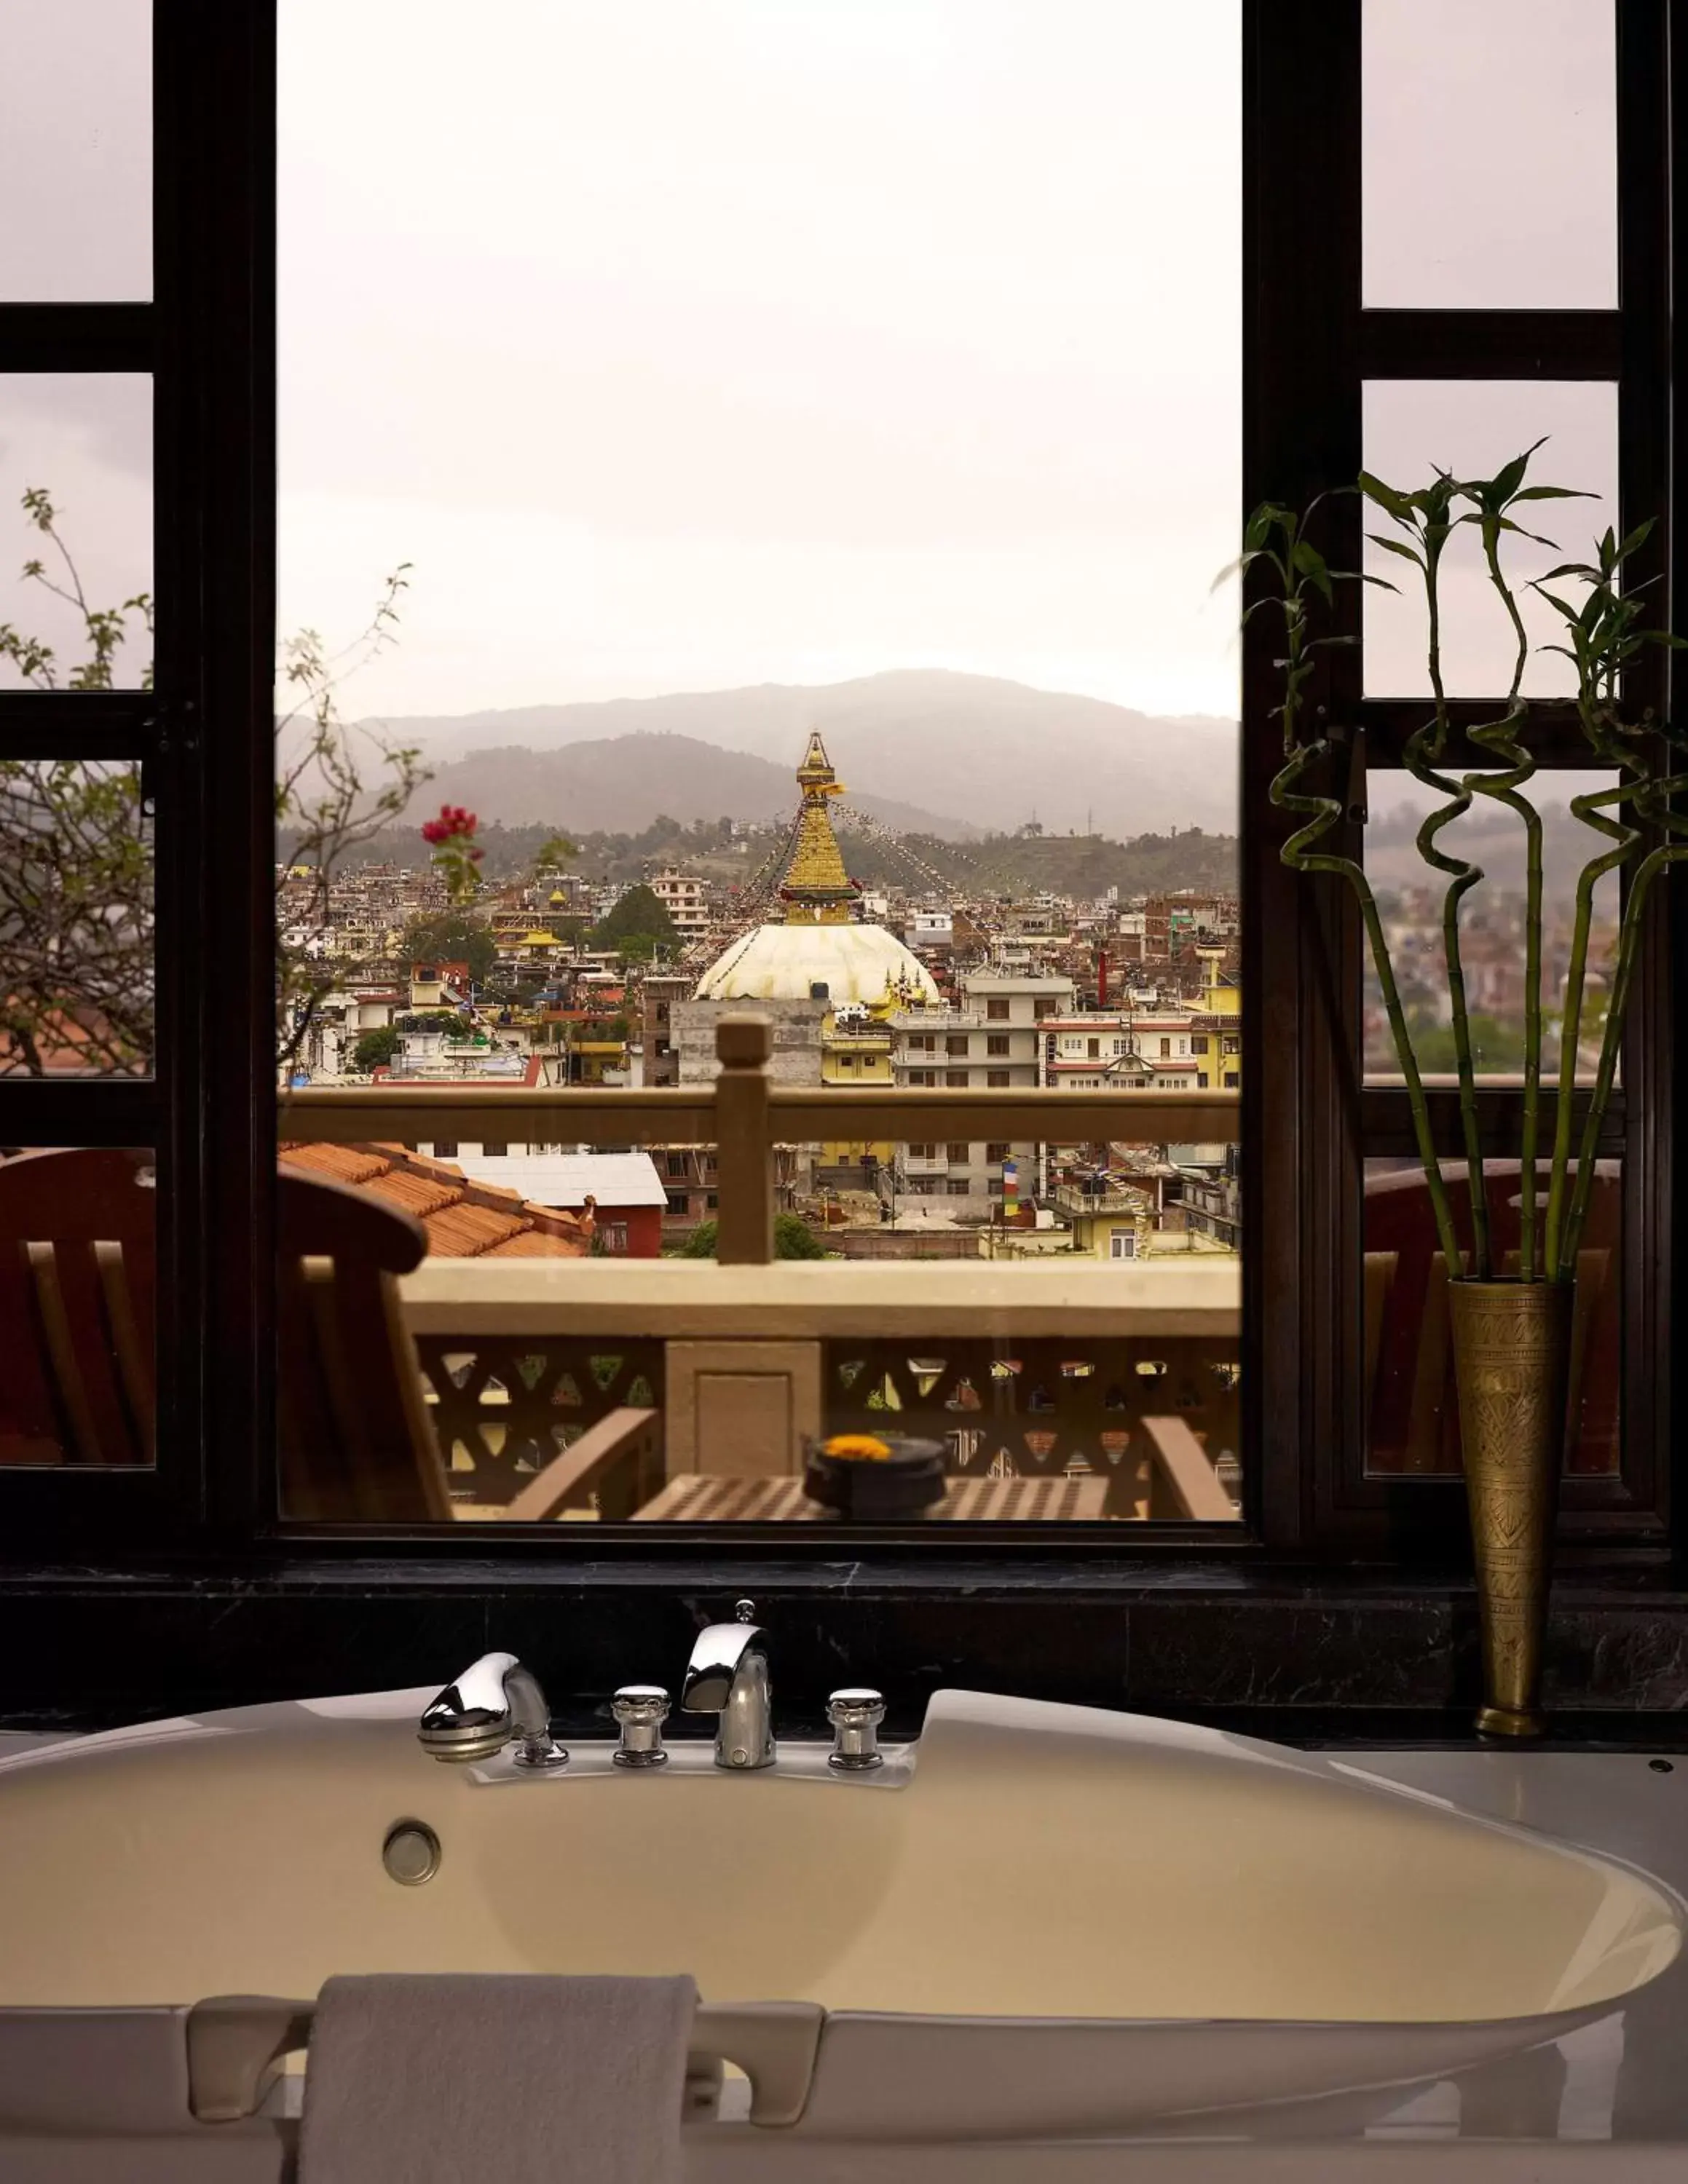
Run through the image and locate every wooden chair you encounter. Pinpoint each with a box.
[278,1168,661,1522]
[1363,1161,1620,1477]
[0,1148,157,1465]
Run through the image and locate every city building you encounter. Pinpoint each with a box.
[888,969,1075,1216]
[649,869,714,941]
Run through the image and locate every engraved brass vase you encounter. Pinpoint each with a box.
[1447,1278,1574,1739]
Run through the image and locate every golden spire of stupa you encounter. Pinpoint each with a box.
[780,731,856,925]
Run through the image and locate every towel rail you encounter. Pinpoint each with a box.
[184,1991,825,2129]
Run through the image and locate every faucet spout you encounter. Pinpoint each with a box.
[417,1651,569,1770]
[681,1600,775,1770]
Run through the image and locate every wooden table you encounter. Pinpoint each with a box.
[631,1473,1111,1522]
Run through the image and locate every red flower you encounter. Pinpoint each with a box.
[421,804,478,846]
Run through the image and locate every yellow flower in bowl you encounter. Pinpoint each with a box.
[821,1433,894,1463]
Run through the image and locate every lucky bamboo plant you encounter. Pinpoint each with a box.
[1243,446,1685,1288]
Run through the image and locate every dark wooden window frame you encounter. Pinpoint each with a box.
[1245,0,1679,1558]
[0,0,1677,1575]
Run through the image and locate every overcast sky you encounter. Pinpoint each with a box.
[0,0,1620,732]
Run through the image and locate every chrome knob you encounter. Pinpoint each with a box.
[827,1688,887,1771]
[612,1684,671,1768]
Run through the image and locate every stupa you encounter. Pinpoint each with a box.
[693,732,939,1008]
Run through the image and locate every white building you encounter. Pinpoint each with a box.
[887,970,1075,1216]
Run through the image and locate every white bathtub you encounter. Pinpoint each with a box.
[0,1687,1682,2180]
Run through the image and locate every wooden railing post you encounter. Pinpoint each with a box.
[714,1014,774,1265]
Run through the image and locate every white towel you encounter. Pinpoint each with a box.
[296,1972,698,2184]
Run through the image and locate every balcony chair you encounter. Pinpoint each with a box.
[279,1168,659,1522]
[1363,1161,1620,1477]
[0,1147,157,1465]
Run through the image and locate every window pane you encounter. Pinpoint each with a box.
[0,1147,156,1467]
[0,376,154,692]
[278,1,1245,1530]
[1362,769,1619,1085]
[1362,380,1617,697]
[1363,1158,1618,1477]
[0,2,151,301]
[0,761,154,1077]
[1362,0,1616,309]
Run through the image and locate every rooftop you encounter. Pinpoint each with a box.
[278,1142,596,1257]
[444,1150,669,1210]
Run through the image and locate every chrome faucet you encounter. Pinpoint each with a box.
[682,1599,774,1770]
[417,1650,569,1770]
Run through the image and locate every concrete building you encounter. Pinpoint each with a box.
[888,969,1075,1216]
[650,869,713,940]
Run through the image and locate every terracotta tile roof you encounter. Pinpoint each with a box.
[363,1168,463,1219]
[275,1142,390,1187]
[279,1141,593,1259]
[426,1203,528,1255]
[483,1228,584,1258]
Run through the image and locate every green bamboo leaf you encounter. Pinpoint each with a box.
[1368,534,1424,569]
[1290,538,1334,603]
[1359,471,1415,522]
[1510,486,1593,502]
[1491,452,1531,504]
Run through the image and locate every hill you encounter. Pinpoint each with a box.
[367,670,1238,839]
[401,732,966,839]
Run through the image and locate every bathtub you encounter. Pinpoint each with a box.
[0,1685,1684,2179]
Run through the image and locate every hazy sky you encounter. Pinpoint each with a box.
[0,0,1621,727]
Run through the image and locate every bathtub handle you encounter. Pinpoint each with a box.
[185,1991,824,2129]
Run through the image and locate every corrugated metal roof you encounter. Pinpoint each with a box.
[448,1151,668,1209]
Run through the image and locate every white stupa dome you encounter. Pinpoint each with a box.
[695,920,939,1005]
[693,729,942,1007]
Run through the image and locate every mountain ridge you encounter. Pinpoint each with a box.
[363,669,1238,839]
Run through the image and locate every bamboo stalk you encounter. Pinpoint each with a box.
[1464,539,1541,1278]
[1405,536,1491,1277]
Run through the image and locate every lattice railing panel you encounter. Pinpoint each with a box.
[414,1333,666,1508]
[821,1334,1242,1519]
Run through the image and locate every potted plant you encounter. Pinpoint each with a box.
[1242,448,1684,1734]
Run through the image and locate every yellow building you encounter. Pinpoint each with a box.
[1054,1179,1155,1262]
[821,1007,894,1167]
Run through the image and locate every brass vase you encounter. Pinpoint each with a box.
[1447,1278,1574,1739]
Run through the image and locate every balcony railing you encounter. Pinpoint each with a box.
[285,1013,1239,1267]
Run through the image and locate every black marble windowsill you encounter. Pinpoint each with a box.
[4,1554,1688,1738]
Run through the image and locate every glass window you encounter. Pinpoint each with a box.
[1362,769,1619,1084]
[0,376,154,692]
[1362,380,1618,699]
[0,762,154,1077]
[1362,0,1616,309]
[0,1,151,302]
[277,0,1245,1530]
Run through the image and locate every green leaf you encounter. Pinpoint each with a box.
[1368,534,1424,569]
[1290,537,1334,603]
[1491,452,1530,504]
[1510,486,1593,502]
[1359,471,1414,523]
